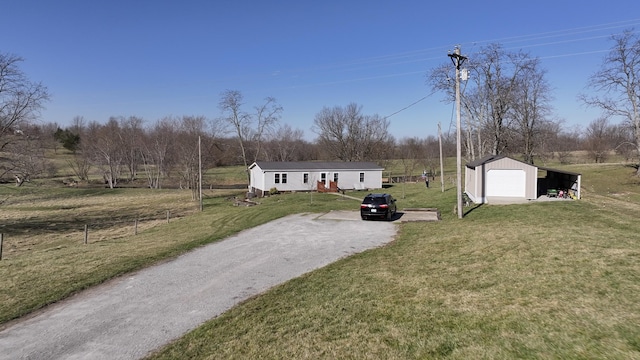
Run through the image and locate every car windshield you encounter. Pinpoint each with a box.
[363,196,387,205]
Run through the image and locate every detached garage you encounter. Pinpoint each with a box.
[465,155,581,204]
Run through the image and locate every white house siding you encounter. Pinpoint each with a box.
[249,162,383,196]
[262,171,314,192]
[249,165,265,193]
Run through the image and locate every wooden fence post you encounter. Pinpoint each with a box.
[84,225,88,244]
[0,233,3,260]
[166,210,170,223]
[134,219,138,235]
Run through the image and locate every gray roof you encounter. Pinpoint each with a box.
[465,154,507,168]
[538,166,582,176]
[466,155,582,176]
[252,161,384,171]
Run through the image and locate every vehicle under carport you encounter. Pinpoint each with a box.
[537,167,581,199]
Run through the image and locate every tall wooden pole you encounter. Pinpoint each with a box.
[438,122,444,193]
[198,135,203,212]
[448,46,467,219]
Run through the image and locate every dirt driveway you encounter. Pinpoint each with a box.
[0,213,396,360]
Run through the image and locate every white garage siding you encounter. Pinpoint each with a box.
[486,169,526,197]
[465,155,538,203]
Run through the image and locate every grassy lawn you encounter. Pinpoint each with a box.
[0,185,356,325]
[2,161,640,358]
[146,164,640,359]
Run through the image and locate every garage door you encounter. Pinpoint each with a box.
[486,169,526,197]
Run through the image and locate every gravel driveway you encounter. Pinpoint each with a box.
[0,213,396,360]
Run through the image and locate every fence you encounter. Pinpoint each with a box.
[0,209,183,260]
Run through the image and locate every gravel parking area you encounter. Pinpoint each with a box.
[0,213,397,360]
[319,209,441,222]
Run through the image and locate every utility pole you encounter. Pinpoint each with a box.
[438,122,444,193]
[448,46,467,219]
[198,135,203,212]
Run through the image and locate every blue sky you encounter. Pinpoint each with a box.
[3,0,640,140]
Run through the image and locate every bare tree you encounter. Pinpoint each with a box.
[173,116,203,198]
[119,116,144,181]
[68,151,92,181]
[140,117,175,189]
[171,116,221,200]
[0,53,50,183]
[85,119,124,188]
[66,118,91,181]
[511,57,553,164]
[473,44,537,155]
[585,117,616,163]
[312,103,391,161]
[581,29,640,174]
[262,124,306,161]
[0,53,50,151]
[610,123,636,161]
[218,90,282,184]
[0,126,55,185]
[428,44,541,158]
[41,122,61,153]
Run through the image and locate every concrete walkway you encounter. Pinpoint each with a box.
[0,213,396,360]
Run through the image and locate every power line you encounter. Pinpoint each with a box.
[280,19,640,80]
[384,91,435,119]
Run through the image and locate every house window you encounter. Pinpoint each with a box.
[274,173,287,184]
[303,173,309,184]
[321,173,326,183]
[333,173,339,182]
[359,172,365,182]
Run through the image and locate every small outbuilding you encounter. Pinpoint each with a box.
[465,155,581,204]
[249,161,384,197]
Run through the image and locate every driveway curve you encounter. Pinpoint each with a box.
[0,213,396,360]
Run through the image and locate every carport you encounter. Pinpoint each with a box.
[537,167,581,199]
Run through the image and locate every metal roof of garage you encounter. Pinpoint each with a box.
[537,166,582,176]
[466,154,536,169]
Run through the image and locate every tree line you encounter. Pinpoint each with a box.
[427,30,640,173]
[2,29,640,191]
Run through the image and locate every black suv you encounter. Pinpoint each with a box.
[360,193,397,221]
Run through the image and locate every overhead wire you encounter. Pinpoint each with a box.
[279,17,640,83]
[347,18,640,121]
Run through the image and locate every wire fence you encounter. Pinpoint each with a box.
[0,208,192,260]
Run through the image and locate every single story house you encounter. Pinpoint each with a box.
[465,155,581,204]
[249,161,384,197]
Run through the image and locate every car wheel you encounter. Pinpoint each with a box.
[361,215,367,220]
[386,211,392,221]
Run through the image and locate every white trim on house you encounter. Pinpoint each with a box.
[249,161,383,196]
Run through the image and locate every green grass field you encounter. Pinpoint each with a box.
[1,160,640,358]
